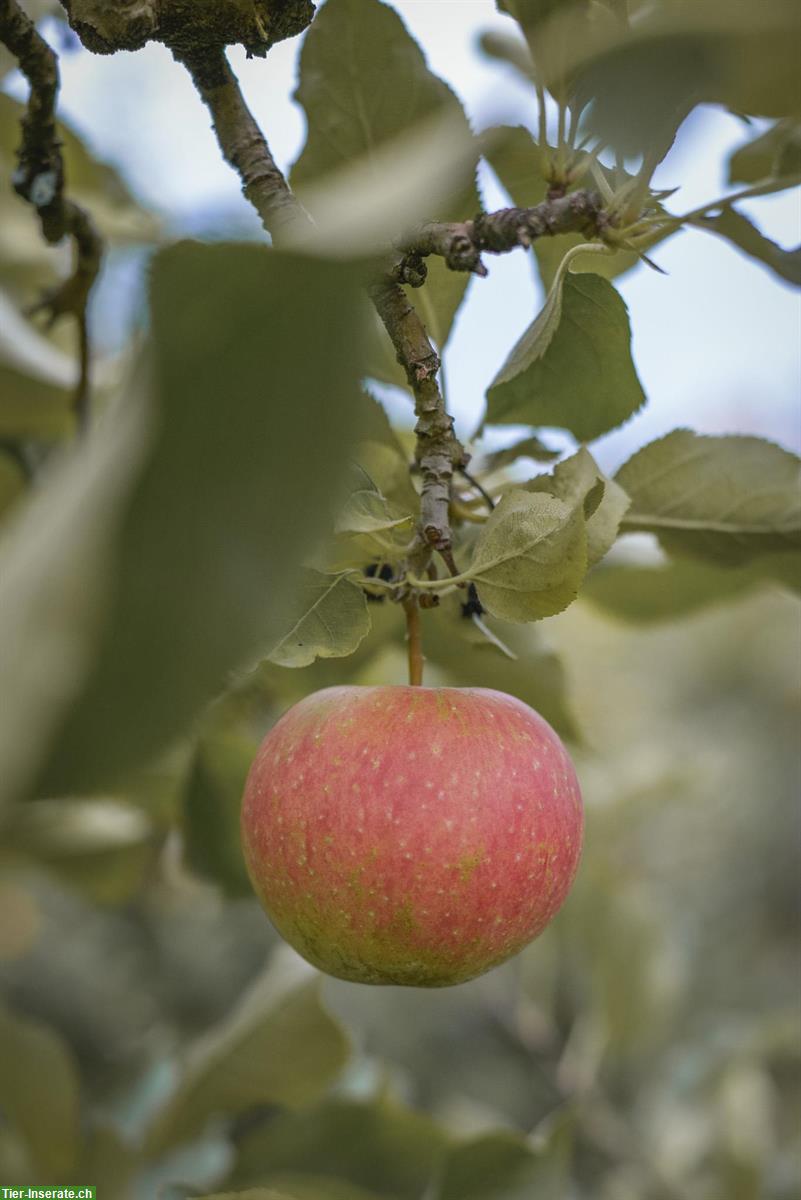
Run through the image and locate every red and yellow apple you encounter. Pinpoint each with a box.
[241,686,583,987]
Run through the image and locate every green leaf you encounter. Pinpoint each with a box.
[182,732,257,896]
[21,243,364,799]
[335,489,413,540]
[424,596,580,740]
[267,570,371,669]
[524,447,630,566]
[617,431,801,566]
[228,1098,449,1199]
[571,0,801,159]
[0,292,74,439]
[435,1130,562,1200]
[200,1192,318,1200]
[205,1184,381,1200]
[0,93,159,245]
[728,119,801,185]
[147,982,350,1155]
[292,0,480,364]
[485,267,645,442]
[466,488,588,622]
[483,434,561,470]
[0,1006,81,1178]
[692,208,801,286]
[3,796,156,906]
[0,394,149,815]
[0,444,27,521]
[581,559,776,623]
[482,126,640,288]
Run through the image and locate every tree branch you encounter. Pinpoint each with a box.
[178,46,312,244]
[1,0,103,432]
[394,190,604,281]
[368,277,467,567]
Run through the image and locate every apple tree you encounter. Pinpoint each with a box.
[0,1,799,1197]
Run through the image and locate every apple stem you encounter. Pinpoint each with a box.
[403,595,424,686]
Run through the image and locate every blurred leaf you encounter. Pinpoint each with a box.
[0,444,27,521]
[467,488,587,621]
[228,1098,449,1198]
[486,266,645,442]
[435,1130,564,1200]
[148,981,350,1155]
[692,208,801,286]
[424,597,580,740]
[0,1004,80,1178]
[582,559,779,622]
[0,391,149,814]
[483,434,561,471]
[0,291,74,439]
[478,30,536,86]
[728,119,801,185]
[201,1191,310,1200]
[0,94,159,245]
[77,1124,138,1199]
[569,0,801,159]
[482,126,641,288]
[3,798,156,906]
[205,1184,380,1200]
[617,430,801,565]
[26,242,364,798]
[183,732,256,897]
[266,570,371,668]
[292,0,480,367]
[524,446,630,566]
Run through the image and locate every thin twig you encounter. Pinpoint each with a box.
[1,0,103,431]
[458,467,496,512]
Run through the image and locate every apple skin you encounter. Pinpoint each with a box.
[241,686,583,987]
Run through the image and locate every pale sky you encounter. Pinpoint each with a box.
[25,1,801,468]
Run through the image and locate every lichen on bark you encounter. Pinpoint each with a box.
[59,0,314,55]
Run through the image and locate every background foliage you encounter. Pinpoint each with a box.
[0,1,799,1198]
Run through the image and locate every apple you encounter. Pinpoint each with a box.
[241,686,583,987]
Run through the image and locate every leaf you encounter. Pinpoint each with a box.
[205,1184,381,1200]
[728,119,801,185]
[524,447,630,566]
[147,981,350,1155]
[227,1098,449,1199]
[24,243,365,799]
[424,597,580,740]
[292,0,480,361]
[466,488,588,622]
[581,559,775,623]
[0,391,149,814]
[482,126,640,288]
[0,93,159,245]
[201,1192,312,1200]
[617,430,801,565]
[485,268,646,442]
[0,290,75,439]
[483,435,561,470]
[3,796,156,906]
[0,1005,81,1178]
[435,1130,563,1200]
[182,732,257,897]
[267,570,371,668]
[0,444,27,521]
[692,208,801,286]
[335,489,413,539]
[569,0,801,159]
